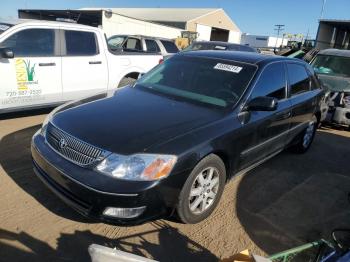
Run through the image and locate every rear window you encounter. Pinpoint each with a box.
[145,39,160,52]
[160,40,179,53]
[137,55,257,108]
[65,30,98,56]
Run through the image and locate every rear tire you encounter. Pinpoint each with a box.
[176,154,226,224]
[291,115,318,153]
[118,77,137,88]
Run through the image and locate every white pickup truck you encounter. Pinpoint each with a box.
[0,19,163,113]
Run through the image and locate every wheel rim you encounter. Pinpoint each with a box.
[303,121,315,148]
[188,167,220,215]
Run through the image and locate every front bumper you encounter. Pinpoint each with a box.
[31,131,185,225]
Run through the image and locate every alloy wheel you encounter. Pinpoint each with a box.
[188,167,220,215]
[303,121,315,148]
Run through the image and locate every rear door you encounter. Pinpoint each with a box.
[0,27,61,111]
[286,63,316,141]
[61,29,108,101]
[239,62,291,168]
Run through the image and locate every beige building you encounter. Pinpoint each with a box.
[18,8,241,43]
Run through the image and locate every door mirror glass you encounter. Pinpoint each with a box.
[246,96,278,111]
[0,48,14,59]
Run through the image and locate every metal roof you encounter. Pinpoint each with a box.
[319,19,350,27]
[81,8,221,22]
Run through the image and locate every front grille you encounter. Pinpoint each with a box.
[46,123,104,166]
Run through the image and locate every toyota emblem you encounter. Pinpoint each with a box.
[58,138,68,149]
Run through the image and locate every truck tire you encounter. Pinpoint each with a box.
[176,154,226,224]
[118,77,137,88]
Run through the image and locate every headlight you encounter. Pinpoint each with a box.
[96,154,177,181]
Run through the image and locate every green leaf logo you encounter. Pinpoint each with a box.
[24,60,36,81]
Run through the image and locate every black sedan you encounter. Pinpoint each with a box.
[31,51,324,224]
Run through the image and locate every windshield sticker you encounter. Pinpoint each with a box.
[215,46,226,50]
[214,63,243,73]
[0,24,10,31]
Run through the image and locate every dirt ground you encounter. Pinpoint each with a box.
[1,110,350,262]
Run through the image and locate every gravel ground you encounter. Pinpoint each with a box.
[0,110,350,262]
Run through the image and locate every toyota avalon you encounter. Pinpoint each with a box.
[31,51,324,224]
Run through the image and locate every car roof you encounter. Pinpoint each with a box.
[108,34,173,41]
[192,41,241,47]
[179,50,302,66]
[318,48,350,57]
[0,18,96,30]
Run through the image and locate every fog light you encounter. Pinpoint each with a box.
[103,206,146,218]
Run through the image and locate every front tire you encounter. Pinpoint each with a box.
[291,115,318,153]
[118,77,137,88]
[176,154,226,224]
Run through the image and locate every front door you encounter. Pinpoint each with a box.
[60,29,108,101]
[0,28,62,111]
[239,62,292,169]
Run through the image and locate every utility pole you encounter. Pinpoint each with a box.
[320,0,327,19]
[274,24,285,53]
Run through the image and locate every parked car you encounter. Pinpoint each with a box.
[182,41,258,53]
[0,20,163,113]
[107,35,179,56]
[31,51,323,224]
[310,49,350,129]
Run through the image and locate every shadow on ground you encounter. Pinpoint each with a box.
[0,108,54,121]
[0,124,91,223]
[236,129,350,255]
[0,221,217,262]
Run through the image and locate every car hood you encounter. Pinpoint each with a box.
[51,87,224,155]
[317,74,350,92]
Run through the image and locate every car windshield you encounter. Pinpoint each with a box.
[0,23,12,35]
[136,55,257,108]
[311,54,350,77]
[107,36,126,49]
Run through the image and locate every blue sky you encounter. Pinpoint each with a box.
[0,0,349,38]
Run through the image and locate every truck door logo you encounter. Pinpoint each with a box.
[15,59,38,90]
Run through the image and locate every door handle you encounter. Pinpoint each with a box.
[39,62,56,66]
[276,112,291,120]
[89,61,102,64]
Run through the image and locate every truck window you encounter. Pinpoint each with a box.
[287,63,310,96]
[145,39,160,52]
[251,62,286,100]
[160,40,179,53]
[124,38,142,51]
[0,29,54,57]
[65,30,98,56]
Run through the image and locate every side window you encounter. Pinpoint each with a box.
[124,38,142,51]
[65,30,98,56]
[145,39,160,52]
[287,63,310,96]
[160,40,179,53]
[251,63,286,100]
[0,29,55,57]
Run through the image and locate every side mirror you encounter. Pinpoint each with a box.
[246,96,278,111]
[0,48,14,59]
